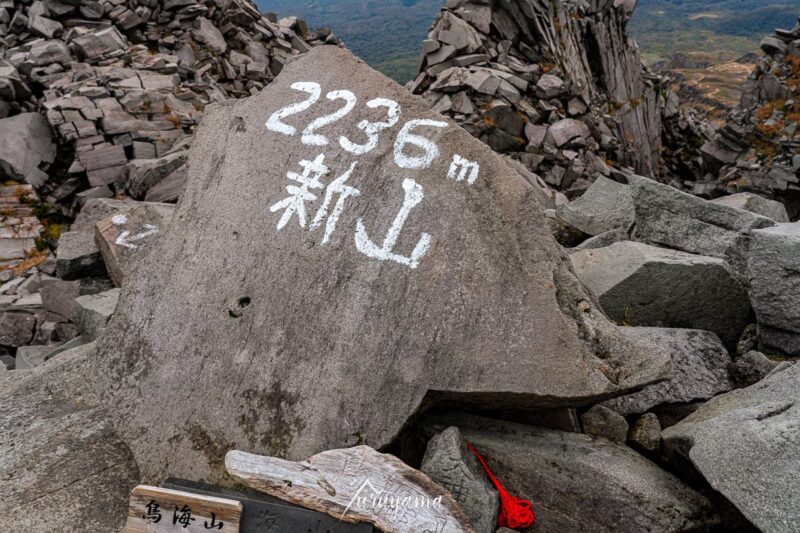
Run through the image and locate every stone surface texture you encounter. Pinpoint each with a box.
[92,46,671,482]
[663,363,800,532]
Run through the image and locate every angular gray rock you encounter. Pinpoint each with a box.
[0,112,56,187]
[14,344,52,370]
[748,223,800,356]
[571,242,751,349]
[0,343,138,532]
[572,227,629,252]
[92,46,671,482]
[628,174,775,276]
[54,230,107,280]
[144,165,187,203]
[55,198,139,280]
[536,74,566,99]
[72,26,127,59]
[40,277,113,322]
[710,192,790,223]
[663,363,800,533]
[126,151,188,199]
[73,288,120,341]
[556,176,634,237]
[628,413,662,454]
[423,413,715,533]
[421,427,499,533]
[728,351,780,389]
[761,35,788,55]
[580,405,628,444]
[602,328,733,416]
[194,17,227,54]
[0,309,39,347]
[546,118,591,148]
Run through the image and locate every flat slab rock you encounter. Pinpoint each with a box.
[0,343,138,532]
[556,176,634,237]
[91,46,670,482]
[422,413,716,533]
[628,174,775,277]
[602,327,733,416]
[570,241,750,349]
[663,363,800,532]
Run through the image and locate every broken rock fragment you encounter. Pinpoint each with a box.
[423,413,715,533]
[556,176,634,237]
[748,222,800,356]
[663,364,800,532]
[0,112,56,187]
[421,426,499,533]
[571,241,751,349]
[628,174,775,277]
[602,328,733,416]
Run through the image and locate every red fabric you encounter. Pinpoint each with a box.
[466,442,535,530]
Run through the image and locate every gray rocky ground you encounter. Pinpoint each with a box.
[1,1,798,532]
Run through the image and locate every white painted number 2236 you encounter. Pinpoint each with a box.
[266,82,446,166]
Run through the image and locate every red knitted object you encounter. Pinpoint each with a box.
[466,442,535,530]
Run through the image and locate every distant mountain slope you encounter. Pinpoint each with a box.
[632,0,800,63]
[258,0,446,82]
[257,0,800,82]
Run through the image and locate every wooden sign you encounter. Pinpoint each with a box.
[122,485,242,532]
[163,478,375,532]
[226,446,475,533]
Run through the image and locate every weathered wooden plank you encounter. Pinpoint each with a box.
[122,485,242,532]
[225,446,475,533]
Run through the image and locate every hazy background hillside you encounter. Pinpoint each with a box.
[632,0,800,64]
[258,0,800,83]
[259,0,445,82]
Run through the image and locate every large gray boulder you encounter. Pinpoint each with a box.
[421,427,499,533]
[555,176,634,237]
[570,241,751,349]
[0,112,56,187]
[628,174,775,277]
[423,413,715,533]
[663,363,800,532]
[91,46,671,482]
[748,222,800,356]
[602,328,733,416]
[0,343,138,532]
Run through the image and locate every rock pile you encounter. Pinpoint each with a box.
[530,168,798,530]
[0,0,334,371]
[696,19,800,217]
[0,0,336,208]
[408,0,707,199]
